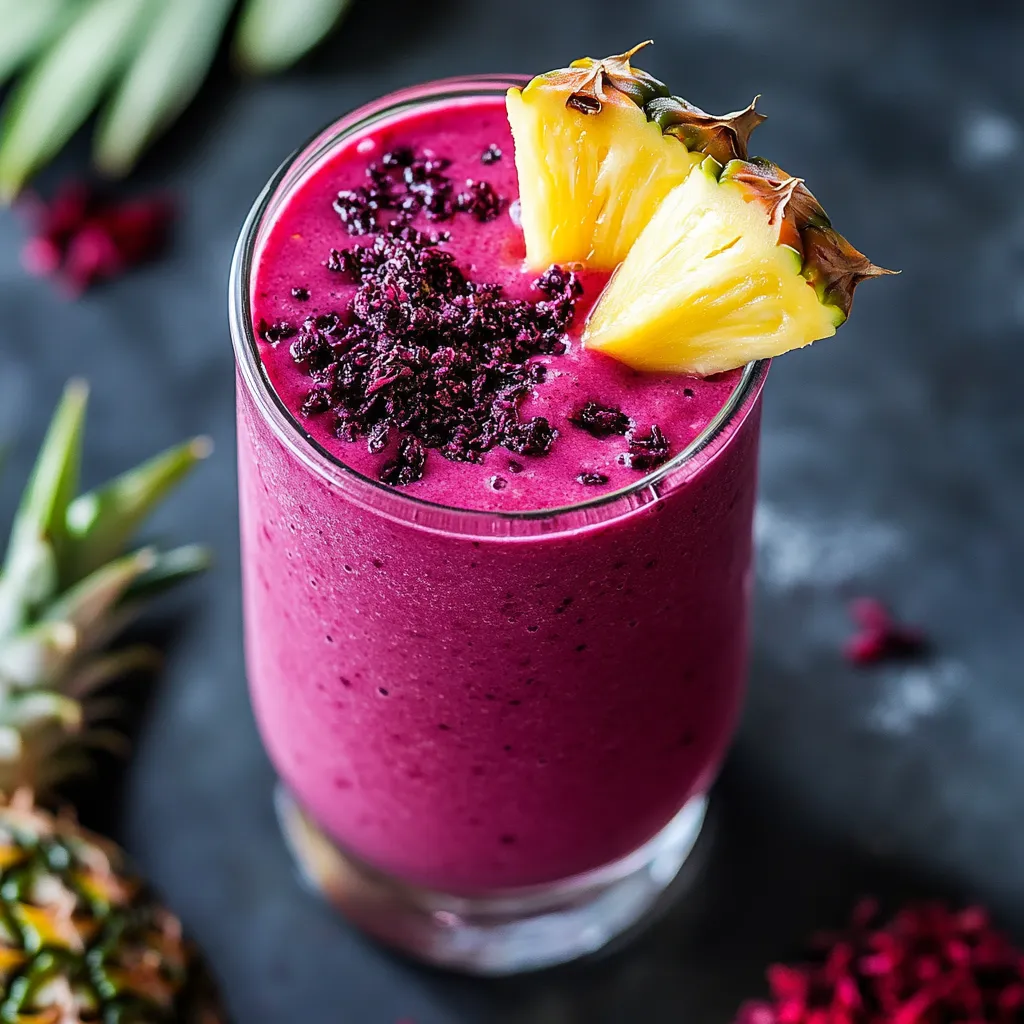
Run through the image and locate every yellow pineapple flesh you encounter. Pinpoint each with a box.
[507,83,700,271]
[582,157,895,374]
[506,42,764,270]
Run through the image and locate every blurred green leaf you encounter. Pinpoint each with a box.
[234,0,352,75]
[0,0,73,86]
[123,543,210,604]
[45,548,155,644]
[94,0,236,177]
[63,435,211,586]
[6,381,88,569]
[0,381,89,635]
[0,0,156,202]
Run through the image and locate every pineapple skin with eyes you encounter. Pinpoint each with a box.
[0,796,223,1024]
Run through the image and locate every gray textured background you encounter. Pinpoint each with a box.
[1,0,1023,1020]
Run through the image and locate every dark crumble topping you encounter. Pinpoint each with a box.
[569,397,674,473]
[455,180,504,222]
[481,144,503,164]
[272,174,584,484]
[624,425,671,470]
[569,401,633,438]
[262,147,675,489]
[331,148,505,235]
[258,319,297,345]
[380,436,427,486]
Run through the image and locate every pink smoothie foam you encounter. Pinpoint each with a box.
[238,90,765,891]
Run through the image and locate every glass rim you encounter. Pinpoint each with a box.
[228,75,769,539]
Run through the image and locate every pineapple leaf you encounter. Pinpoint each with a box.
[234,0,352,75]
[63,436,211,587]
[0,0,156,202]
[44,548,156,648]
[0,726,22,761]
[66,645,161,700]
[0,0,73,86]
[0,381,89,638]
[0,385,208,801]
[0,620,77,689]
[0,691,82,732]
[123,543,211,604]
[94,0,236,178]
[5,381,88,571]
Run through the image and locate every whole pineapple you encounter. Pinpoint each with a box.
[0,381,223,1023]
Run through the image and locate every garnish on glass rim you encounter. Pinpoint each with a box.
[506,43,896,376]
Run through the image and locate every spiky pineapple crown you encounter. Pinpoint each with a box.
[558,42,894,316]
[559,41,765,163]
[0,381,209,796]
[716,156,897,319]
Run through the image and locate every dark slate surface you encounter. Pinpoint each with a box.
[1,0,1023,1020]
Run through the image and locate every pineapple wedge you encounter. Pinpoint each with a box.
[508,45,894,374]
[583,157,895,375]
[506,42,764,270]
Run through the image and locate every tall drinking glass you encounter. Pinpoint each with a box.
[230,78,767,974]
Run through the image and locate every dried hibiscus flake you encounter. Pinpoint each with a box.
[736,899,1024,1024]
[280,217,579,484]
[844,598,927,666]
[19,182,173,294]
[624,424,671,470]
[569,400,633,439]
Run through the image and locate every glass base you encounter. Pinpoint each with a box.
[275,786,708,975]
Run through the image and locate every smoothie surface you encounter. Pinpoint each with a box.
[252,95,742,512]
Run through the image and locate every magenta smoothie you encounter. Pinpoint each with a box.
[236,90,765,892]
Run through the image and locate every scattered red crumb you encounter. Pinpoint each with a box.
[736,899,1024,1024]
[18,182,174,295]
[844,598,927,666]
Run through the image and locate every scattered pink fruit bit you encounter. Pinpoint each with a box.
[736,899,1024,1023]
[19,181,174,295]
[844,598,927,666]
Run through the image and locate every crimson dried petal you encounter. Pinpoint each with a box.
[21,236,63,276]
[844,598,927,666]
[64,225,126,293]
[736,901,1024,1024]
[736,1003,777,1024]
[17,181,174,293]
